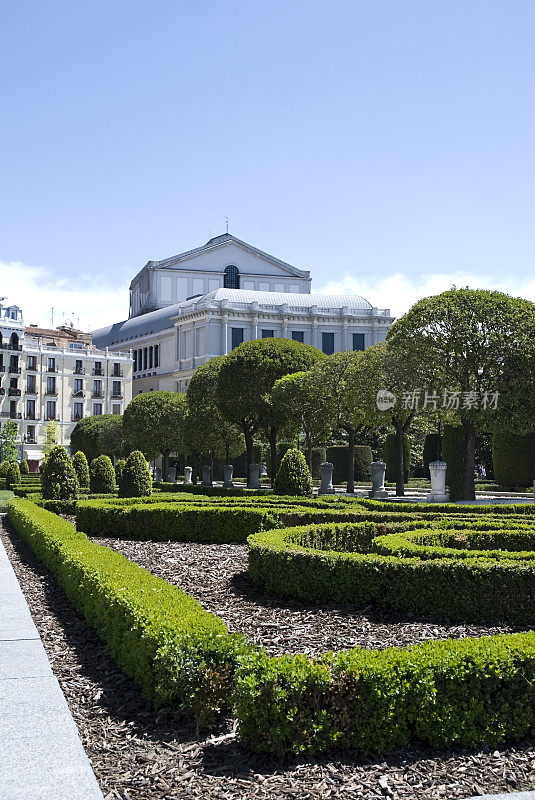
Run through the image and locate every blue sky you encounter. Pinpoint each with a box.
[1,1,533,329]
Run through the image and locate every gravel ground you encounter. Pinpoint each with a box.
[96,538,522,656]
[2,517,535,800]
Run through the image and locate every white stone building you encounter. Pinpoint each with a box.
[0,303,133,470]
[92,234,394,393]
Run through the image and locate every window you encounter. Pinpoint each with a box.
[47,357,56,372]
[133,351,138,371]
[113,362,121,377]
[75,359,84,374]
[291,331,304,343]
[112,403,121,415]
[74,378,83,395]
[149,347,153,369]
[223,265,240,289]
[93,379,102,397]
[94,361,103,375]
[112,380,121,397]
[322,332,335,355]
[261,329,274,338]
[27,425,35,442]
[154,345,159,368]
[45,400,56,420]
[352,333,365,351]
[143,348,148,370]
[27,355,37,371]
[26,375,36,393]
[73,402,83,420]
[231,328,244,350]
[93,403,103,416]
[26,399,36,419]
[46,376,56,395]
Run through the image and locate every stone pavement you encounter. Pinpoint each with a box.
[463,793,535,799]
[0,529,103,800]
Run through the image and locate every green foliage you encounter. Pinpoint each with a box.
[72,451,90,489]
[123,392,187,462]
[273,449,313,497]
[5,461,21,489]
[443,425,466,501]
[0,419,19,462]
[326,445,372,483]
[41,446,79,500]
[0,461,10,479]
[19,459,29,476]
[492,428,535,489]
[234,632,535,755]
[311,447,327,478]
[70,415,125,462]
[423,434,440,475]
[114,458,126,484]
[384,433,410,482]
[8,499,250,724]
[354,445,372,481]
[270,371,333,461]
[42,420,58,458]
[118,450,152,498]
[90,455,116,494]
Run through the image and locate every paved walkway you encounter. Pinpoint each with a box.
[0,532,103,800]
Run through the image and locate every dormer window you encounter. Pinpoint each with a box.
[223,265,240,289]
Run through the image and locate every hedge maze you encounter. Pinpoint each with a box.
[7,488,535,757]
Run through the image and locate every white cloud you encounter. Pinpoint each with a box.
[317,270,535,318]
[2,260,130,331]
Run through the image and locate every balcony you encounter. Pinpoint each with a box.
[26,363,37,372]
[71,414,84,421]
[45,390,58,396]
[72,390,85,397]
[92,392,104,399]
[25,386,38,395]
[0,366,5,373]
[1,411,22,419]
[112,370,123,378]
[0,343,23,352]
[111,392,123,399]
[0,388,4,396]
[46,367,58,373]
[8,388,21,397]
[25,414,38,421]
[74,368,85,375]
[25,437,37,444]
[9,366,21,374]
[44,415,57,421]
[92,368,104,375]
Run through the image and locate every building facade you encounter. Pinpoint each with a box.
[0,304,133,470]
[92,234,394,393]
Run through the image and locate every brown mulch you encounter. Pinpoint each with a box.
[1,518,534,800]
[95,538,521,656]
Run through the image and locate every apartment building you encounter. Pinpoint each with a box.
[0,304,133,470]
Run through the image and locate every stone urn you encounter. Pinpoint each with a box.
[427,461,450,502]
[369,461,389,499]
[318,462,335,495]
[183,466,193,485]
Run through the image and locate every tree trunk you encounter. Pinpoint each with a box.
[394,419,405,497]
[243,427,254,473]
[192,452,200,485]
[306,435,313,474]
[346,426,355,494]
[269,426,278,488]
[161,451,169,482]
[461,418,476,500]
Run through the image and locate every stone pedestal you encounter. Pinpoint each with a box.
[427,461,450,502]
[369,461,389,499]
[202,465,213,487]
[183,466,193,485]
[223,464,234,488]
[318,462,335,494]
[248,463,261,490]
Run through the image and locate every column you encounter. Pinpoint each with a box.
[221,314,228,355]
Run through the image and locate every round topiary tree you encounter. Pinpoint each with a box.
[72,451,90,489]
[118,450,152,498]
[273,448,313,497]
[5,462,21,489]
[19,460,29,476]
[41,446,79,500]
[90,455,116,494]
[114,459,126,485]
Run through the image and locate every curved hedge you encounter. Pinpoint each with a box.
[247,519,535,625]
[492,428,535,489]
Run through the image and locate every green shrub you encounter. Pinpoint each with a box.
[0,461,9,480]
[492,428,535,489]
[118,450,152,498]
[19,459,29,476]
[41,446,79,500]
[326,445,372,483]
[114,458,127,485]
[443,425,466,501]
[5,462,21,489]
[8,498,250,724]
[423,433,440,475]
[311,447,327,478]
[72,451,90,489]
[234,632,535,755]
[273,449,313,497]
[383,433,410,482]
[90,455,116,494]
[354,445,372,481]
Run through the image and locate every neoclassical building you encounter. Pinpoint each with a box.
[93,234,394,393]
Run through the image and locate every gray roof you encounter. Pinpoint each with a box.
[175,288,375,313]
[92,304,178,348]
[129,233,310,289]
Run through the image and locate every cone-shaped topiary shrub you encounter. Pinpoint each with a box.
[72,451,90,489]
[5,462,21,489]
[41,446,79,500]
[90,455,116,494]
[273,448,313,497]
[19,460,29,476]
[114,459,126,485]
[0,461,10,481]
[118,450,152,498]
